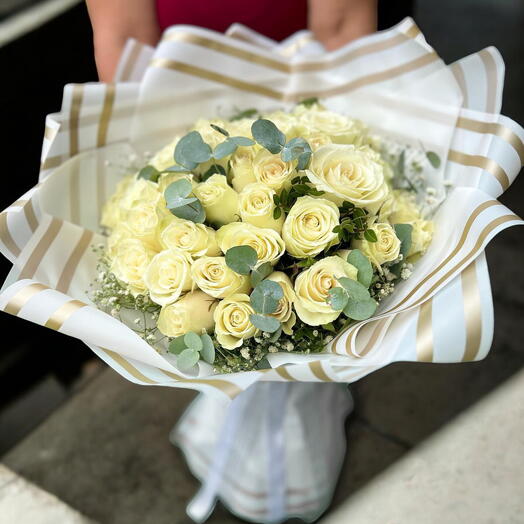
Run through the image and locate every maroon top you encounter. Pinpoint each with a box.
[156,0,308,41]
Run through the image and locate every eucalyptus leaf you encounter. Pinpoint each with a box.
[250,280,283,314]
[161,165,190,173]
[327,287,349,311]
[249,314,281,333]
[225,245,258,275]
[200,334,215,364]
[166,196,198,209]
[201,164,226,181]
[170,200,206,223]
[184,331,203,351]
[230,108,258,121]
[168,336,187,355]
[250,261,273,288]
[337,277,371,301]
[347,249,373,288]
[175,131,212,167]
[213,139,238,160]
[164,178,192,201]
[297,151,312,170]
[268,326,283,342]
[230,136,255,146]
[177,348,200,371]
[394,223,413,259]
[138,165,160,182]
[281,138,312,162]
[210,123,229,137]
[426,151,441,169]
[343,296,377,321]
[251,119,286,154]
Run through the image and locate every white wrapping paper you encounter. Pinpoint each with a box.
[0,18,522,405]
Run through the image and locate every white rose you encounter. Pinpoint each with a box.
[110,238,156,296]
[266,272,296,335]
[214,294,258,350]
[159,216,220,257]
[306,144,388,211]
[157,291,217,338]
[352,223,401,268]
[143,249,193,306]
[282,196,339,258]
[217,222,285,265]
[294,256,358,326]
[194,174,240,226]
[253,149,295,192]
[191,256,251,298]
[409,219,434,258]
[230,146,257,192]
[239,182,284,232]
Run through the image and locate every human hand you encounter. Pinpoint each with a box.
[308,0,378,51]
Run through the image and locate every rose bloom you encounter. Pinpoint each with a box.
[110,238,157,296]
[253,149,295,192]
[230,146,257,192]
[159,216,220,258]
[239,182,284,232]
[408,219,434,258]
[216,222,285,265]
[214,294,259,350]
[282,196,339,258]
[306,144,388,211]
[194,174,240,226]
[157,291,217,338]
[266,272,296,335]
[143,248,193,306]
[352,223,401,269]
[294,256,358,326]
[191,256,251,298]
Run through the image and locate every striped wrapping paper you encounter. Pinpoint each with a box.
[0,17,522,404]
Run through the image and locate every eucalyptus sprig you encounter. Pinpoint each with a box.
[249,279,284,333]
[169,331,215,371]
[164,178,205,223]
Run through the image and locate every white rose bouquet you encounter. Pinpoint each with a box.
[94,102,436,373]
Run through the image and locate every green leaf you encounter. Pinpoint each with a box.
[230,136,255,146]
[161,165,190,173]
[170,200,206,223]
[268,326,283,342]
[168,336,187,355]
[213,139,238,159]
[364,229,378,243]
[175,131,212,167]
[177,348,200,371]
[347,249,373,288]
[273,207,282,220]
[249,314,281,333]
[164,178,192,201]
[327,287,349,311]
[250,280,283,314]
[225,245,258,275]
[251,119,286,154]
[297,151,312,170]
[184,331,203,351]
[338,278,371,301]
[394,223,413,259]
[281,138,311,162]
[426,151,441,169]
[343,296,377,321]
[199,334,215,364]
[250,261,273,288]
[255,357,271,369]
[166,196,198,209]
[210,124,229,137]
[138,165,160,182]
[298,96,319,108]
[322,322,336,333]
[230,108,258,121]
[201,164,226,182]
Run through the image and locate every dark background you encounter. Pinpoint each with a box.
[0,0,523,468]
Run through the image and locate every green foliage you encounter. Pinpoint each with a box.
[138,165,160,182]
[249,314,281,333]
[364,229,378,242]
[174,131,212,169]
[297,97,319,108]
[210,124,229,137]
[347,249,373,288]
[164,179,206,223]
[325,277,377,321]
[272,175,324,220]
[169,331,216,370]
[394,223,413,259]
[281,137,312,170]
[250,280,283,314]
[250,261,273,288]
[426,151,441,169]
[201,164,226,182]
[225,245,258,275]
[230,108,258,121]
[343,295,377,320]
[251,119,286,154]
[327,287,348,311]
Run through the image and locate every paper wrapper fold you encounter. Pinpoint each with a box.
[1,18,523,402]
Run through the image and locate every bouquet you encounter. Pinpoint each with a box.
[95,102,436,374]
[1,17,522,523]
